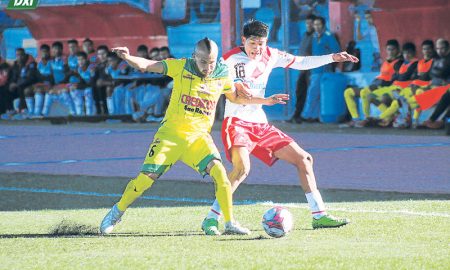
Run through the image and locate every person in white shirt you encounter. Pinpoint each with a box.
[201,19,359,235]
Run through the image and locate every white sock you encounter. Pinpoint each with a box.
[42,94,56,116]
[305,190,327,219]
[206,199,222,220]
[84,88,95,115]
[71,90,84,115]
[59,92,76,115]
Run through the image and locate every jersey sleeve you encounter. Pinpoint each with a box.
[161,58,184,78]
[272,48,297,69]
[222,74,235,94]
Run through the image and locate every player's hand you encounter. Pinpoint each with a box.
[235,81,252,99]
[332,52,359,63]
[265,94,289,105]
[112,47,130,59]
[355,14,361,22]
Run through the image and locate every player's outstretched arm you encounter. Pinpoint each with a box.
[112,47,164,74]
[290,52,359,70]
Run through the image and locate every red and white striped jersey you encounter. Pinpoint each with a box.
[222,46,297,123]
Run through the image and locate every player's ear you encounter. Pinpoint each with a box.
[241,36,246,45]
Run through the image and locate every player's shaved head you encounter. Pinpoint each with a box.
[194,37,218,57]
[193,38,218,77]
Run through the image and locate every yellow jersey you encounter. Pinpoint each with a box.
[160,58,233,135]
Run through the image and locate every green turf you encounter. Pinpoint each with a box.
[1,200,449,270]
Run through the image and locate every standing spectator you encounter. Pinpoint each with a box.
[301,16,340,122]
[149,47,161,60]
[290,14,316,124]
[92,45,109,114]
[355,10,380,70]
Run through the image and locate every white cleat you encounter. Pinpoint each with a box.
[224,221,251,235]
[100,204,124,234]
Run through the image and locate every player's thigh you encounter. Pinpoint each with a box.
[372,86,396,98]
[141,132,186,177]
[230,146,251,172]
[273,142,312,166]
[181,134,221,176]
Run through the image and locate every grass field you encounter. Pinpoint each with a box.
[0,173,449,270]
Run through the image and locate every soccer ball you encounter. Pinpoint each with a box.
[262,206,293,238]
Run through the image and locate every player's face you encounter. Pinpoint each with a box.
[150,51,160,60]
[15,50,26,64]
[305,19,314,33]
[313,20,324,34]
[160,50,170,60]
[137,50,149,59]
[193,51,217,77]
[242,36,267,60]
[386,45,398,59]
[83,42,94,53]
[51,46,62,57]
[422,45,434,60]
[436,42,449,57]
[402,51,415,61]
[77,56,87,67]
[41,49,50,60]
[68,43,79,55]
[365,14,373,25]
[97,49,108,63]
[108,57,119,68]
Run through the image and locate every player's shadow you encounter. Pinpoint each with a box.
[0,231,205,239]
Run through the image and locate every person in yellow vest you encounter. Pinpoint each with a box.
[342,39,402,127]
[379,40,435,127]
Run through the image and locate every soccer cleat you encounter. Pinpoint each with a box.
[201,218,221,236]
[100,204,124,234]
[338,121,355,128]
[312,215,349,229]
[224,221,251,235]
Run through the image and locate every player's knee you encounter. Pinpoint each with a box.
[24,87,33,97]
[360,88,371,99]
[132,172,156,192]
[234,162,250,180]
[295,152,313,170]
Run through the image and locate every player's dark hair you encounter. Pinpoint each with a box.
[16,48,25,53]
[197,37,212,53]
[150,47,160,54]
[242,19,269,38]
[386,39,400,49]
[67,39,78,45]
[40,44,50,51]
[137,44,148,52]
[364,10,372,15]
[421,40,434,48]
[314,16,326,26]
[107,52,119,59]
[402,42,416,54]
[438,39,449,49]
[160,46,170,52]
[76,51,88,59]
[52,41,63,50]
[306,14,316,21]
[83,38,93,44]
[96,45,109,52]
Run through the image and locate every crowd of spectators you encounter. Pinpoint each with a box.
[0,38,173,122]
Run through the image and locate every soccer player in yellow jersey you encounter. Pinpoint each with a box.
[100,38,288,235]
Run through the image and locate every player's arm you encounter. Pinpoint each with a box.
[112,47,164,74]
[224,83,289,106]
[275,49,358,71]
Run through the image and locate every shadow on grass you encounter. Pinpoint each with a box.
[1,172,449,211]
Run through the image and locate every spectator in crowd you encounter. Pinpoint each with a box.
[83,38,97,63]
[356,11,380,54]
[149,47,161,60]
[0,62,10,115]
[42,41,75,116]
[67,39,79,72]
[364,42,418,127]
[341,39,402,128]
[159,46,174,59]
[6,48,38,118]
[32,44,54,116]
[69,51,96,116]
[92,45,110,114]
[104,52,130,115]
[290,14,316,124]
[301,16,340,122]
